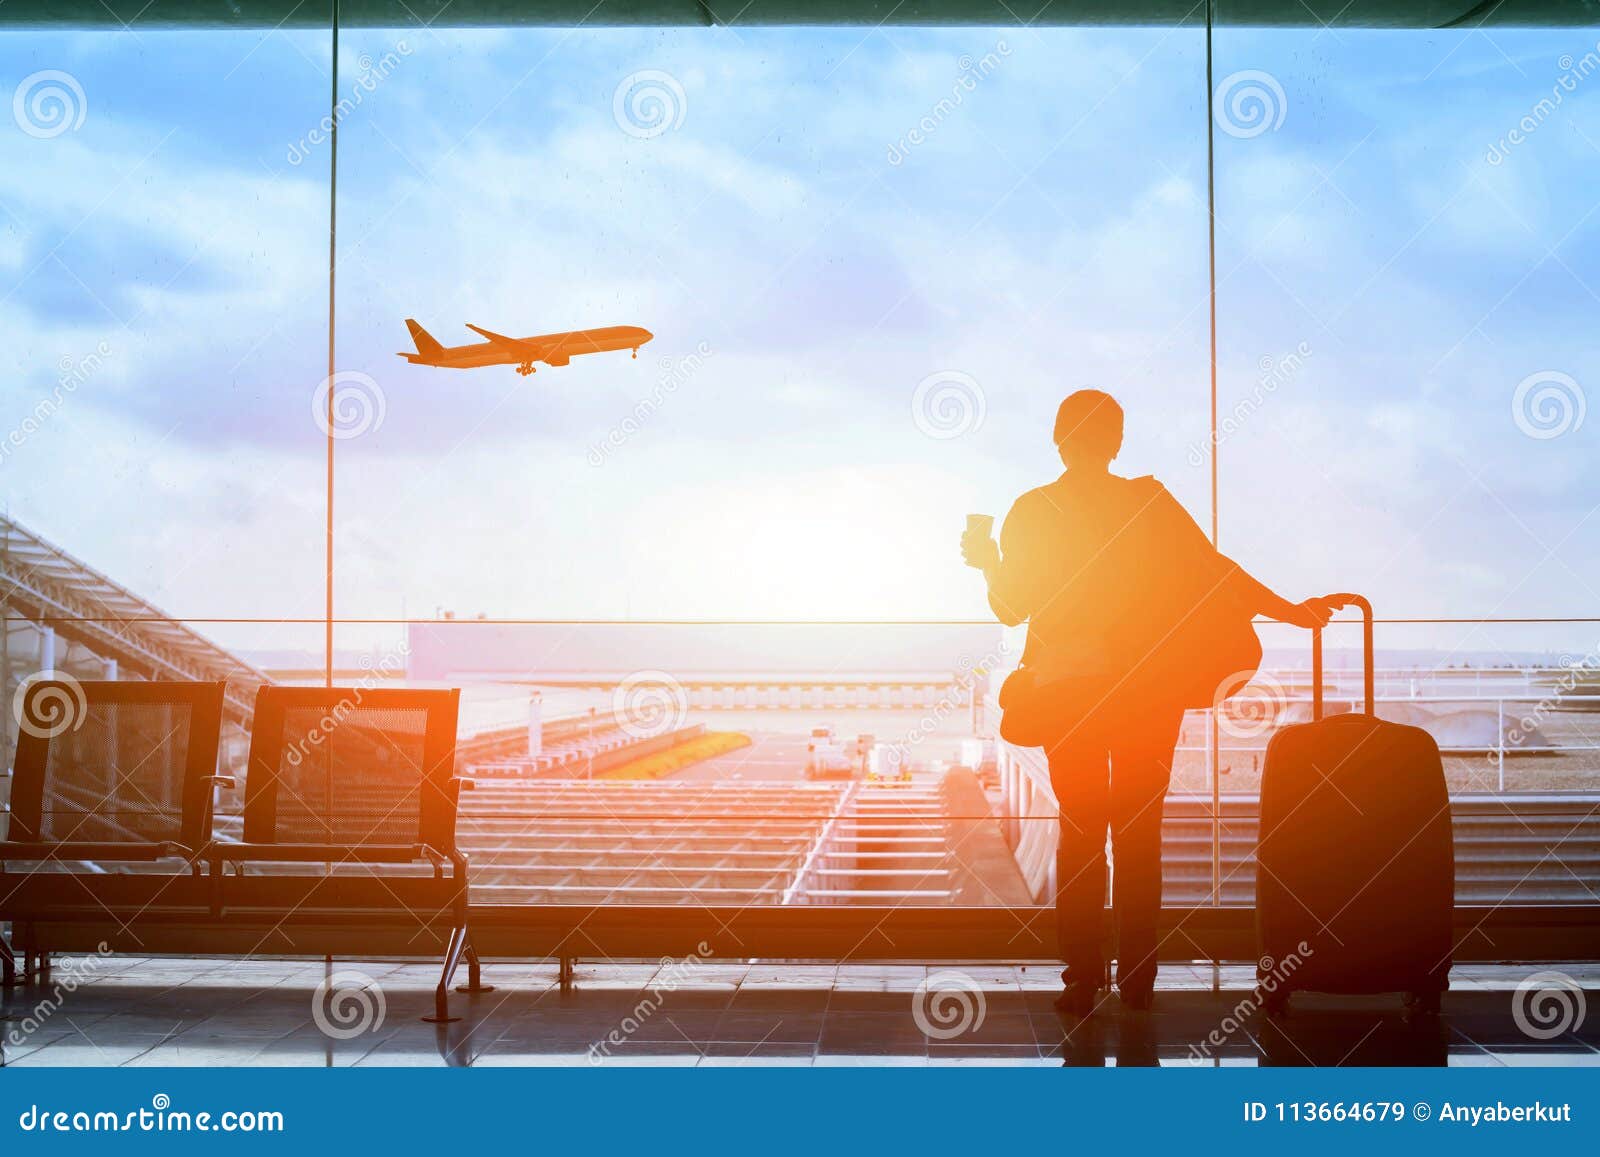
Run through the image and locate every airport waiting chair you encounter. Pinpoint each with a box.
[207,686,482,1022]
[0,679,228,987]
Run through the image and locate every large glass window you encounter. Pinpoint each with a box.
[0,30,332,637]
[331,26,1211,624]
[4,12,1594,914]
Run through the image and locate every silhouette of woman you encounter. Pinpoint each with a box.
[962,390,1334,1016]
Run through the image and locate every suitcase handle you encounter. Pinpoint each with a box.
[1312,593,1374,720]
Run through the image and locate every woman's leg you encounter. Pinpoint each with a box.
[1048,737,1111,988]
[1107,707,1187,999]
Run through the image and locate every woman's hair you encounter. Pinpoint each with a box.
[1053,389,1125,461]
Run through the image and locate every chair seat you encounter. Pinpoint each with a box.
[207,842,451,866]
[1,870,213,920]
[0,840,195,862]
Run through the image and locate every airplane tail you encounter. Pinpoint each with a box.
[405,318,444,358]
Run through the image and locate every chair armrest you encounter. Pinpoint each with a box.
[208,842,442,865]
[0,840,196,863]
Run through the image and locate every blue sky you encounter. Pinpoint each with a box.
[0,23,1596,657]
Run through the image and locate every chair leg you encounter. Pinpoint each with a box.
[454,937,495,995]
[422,926,468,1023]
[559,955,576,993]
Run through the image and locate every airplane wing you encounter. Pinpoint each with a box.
[465,323,545,354]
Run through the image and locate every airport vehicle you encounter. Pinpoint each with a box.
[804,725,854,780]
[400,319,653,377]
[1255,594,1453,1016]
[867,743,913,784]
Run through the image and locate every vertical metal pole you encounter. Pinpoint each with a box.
[1204,0,1222,912]
[1496,698,1505,792]
[325,0,339,693]
[323,0,340,968]
[1,525,10,771]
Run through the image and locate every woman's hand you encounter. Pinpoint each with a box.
[1282,596,1341,630]
[961,527,1000,572]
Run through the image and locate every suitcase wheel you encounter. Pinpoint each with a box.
[1255,986,1289,1019]
[1404,988,1442,1017]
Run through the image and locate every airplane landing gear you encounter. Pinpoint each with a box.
[516,361,535,376]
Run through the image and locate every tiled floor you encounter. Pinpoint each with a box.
[2,958,1597,1067]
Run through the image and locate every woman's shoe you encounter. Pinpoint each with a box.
[1118,985,1154,1012]
[1053,981,1098,1018]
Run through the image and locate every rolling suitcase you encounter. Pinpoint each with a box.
[1254,594,1453,1015]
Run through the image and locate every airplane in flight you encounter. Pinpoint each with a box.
[399,320,653,377]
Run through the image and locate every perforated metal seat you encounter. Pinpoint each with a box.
[207,686,480,1022]
[0,680,227,985]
